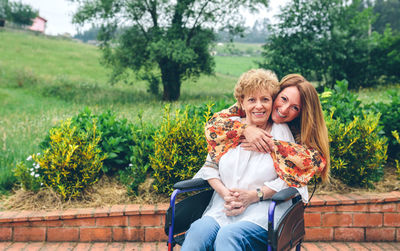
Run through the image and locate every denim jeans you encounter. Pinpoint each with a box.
[181,216,268,251]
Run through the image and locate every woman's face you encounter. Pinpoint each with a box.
[241,89,273,129]
[271,86,302,123]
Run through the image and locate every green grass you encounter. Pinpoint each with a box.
[214,56,263,77]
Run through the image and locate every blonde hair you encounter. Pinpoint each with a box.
[280,74,330,182]
[234,69,280,109]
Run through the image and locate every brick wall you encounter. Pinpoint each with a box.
[0,192,399,242]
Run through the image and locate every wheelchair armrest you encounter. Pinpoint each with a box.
[271,187,300,204]
[173,178,211,190]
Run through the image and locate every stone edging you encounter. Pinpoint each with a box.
[0,192,399,242]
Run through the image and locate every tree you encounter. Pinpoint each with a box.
[69,0,269,101]
[7,1,37,26]
[372,0,400,33]
[0,0,9,27]
[261,0,374,89]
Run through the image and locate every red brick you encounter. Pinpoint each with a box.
[21,242,44,251]
[327,242,351,251]
[96,216,128,227]
[110,205,126,216]
[58,242,78,250]
[322,195,341,206]
[157,203,170,213]
[322,213,352,227]
[141,204,157,215]
[28,211,46,221]
[384,191,400,202]
[6,243,28,249]
[144,227,168,241]
[44,210,62,221]
[9,221,30,227]
[374,242,400,250]
[93,207,110,217]
[12,211,31,222]
[14,227,46,241]
[47,227,79,242]
[334,227,364,241]
[304,213,321,227]
[128,215,141,227]
[80,227,112,242]
[314,242,338,251]
[30,220,63,227]
[384,213,400,227]
[0,227,12,241]
[63,218,96,227]
[76,208,94,218]
[140,214,163,227]
[113,227,145,241]
[90,243,109,251]
[125,204,141,215]
[336,204,368,212]
[347,242,369,250]
[309,195,326,206]
[74,243,93,251]
[397,228,400,242]
[304,227,333,241]
[366,227,395,241]
[346,194,370,204]
[60,209,79,219]
[381,203,397,212]
[302,242,320,250]
[107,242,125,251]
[123,242,142,250]
[353,213,383,227]
[0,243,12,250]
[368,203,382,212]
[305,205,335,212]
[0,211,18,223]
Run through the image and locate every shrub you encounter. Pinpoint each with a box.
[33,119,105,200]
[364,90,400,160]
[119,111,157,194]
[326,111,388,188]
[40,108,134,175]
[13,157,41,192]
[150,105,211,194]
[320,80,363,123]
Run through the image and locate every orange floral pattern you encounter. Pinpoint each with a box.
[205,103,326,187]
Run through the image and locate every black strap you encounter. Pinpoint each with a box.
[304,178,317,209]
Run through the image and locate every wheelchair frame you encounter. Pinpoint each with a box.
[165,178,305,251]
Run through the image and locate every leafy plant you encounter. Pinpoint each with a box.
[326,111,388,188]
[150,104,211,194]
[13,156,41,192]
[119,111,157,194]
[40,108,134,175]
[33,119,105,200]
[364,90,400,160]
[320,80,363,123]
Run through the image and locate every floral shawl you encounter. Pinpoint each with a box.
[205,103,326,187]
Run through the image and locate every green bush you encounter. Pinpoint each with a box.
[326,111,388,188]
[33,119,105,200]
[40,108,134,175]
[365,90,400,160]
[119,111,157,194]
[13,156,41,192]
[320,80,363,123]
[150,105,211,194]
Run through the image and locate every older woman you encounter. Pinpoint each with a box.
[181,69,309,251]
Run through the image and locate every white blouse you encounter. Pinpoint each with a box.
[194,120,308,230]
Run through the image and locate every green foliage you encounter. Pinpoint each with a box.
[262,0,391,89]
[365,91,400,159]
[40,108,135,175]
[326,112,388,188]
[33,119,105,200]
[13,158,41,192]
[119,112,157,194]
[320,80,363,123]
[150,105,211,194]
[6,1,37,26]
[69,0,269,100]
[0,0,8,20]
[372,0,400,33]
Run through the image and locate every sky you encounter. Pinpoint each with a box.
[17,0,288,36]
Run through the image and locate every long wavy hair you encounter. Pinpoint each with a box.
[279,74,330,182]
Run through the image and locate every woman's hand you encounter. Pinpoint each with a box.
[241,125,275,153]
[223,188,258,216]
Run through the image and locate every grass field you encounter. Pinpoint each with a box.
[0,28,398,193]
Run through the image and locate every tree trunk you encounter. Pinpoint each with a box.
[159,60,181,101]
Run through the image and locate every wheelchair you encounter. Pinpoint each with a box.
[165,178,305,251]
